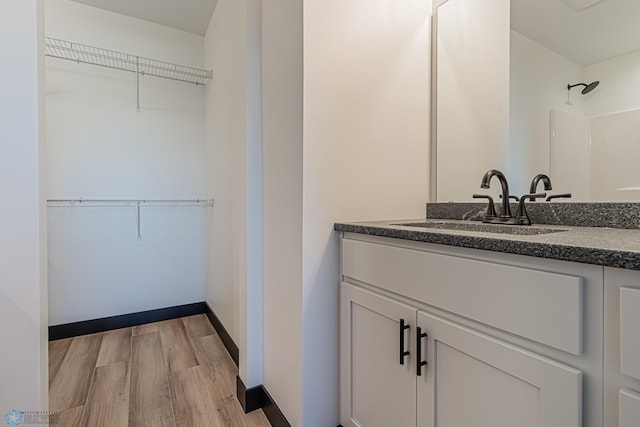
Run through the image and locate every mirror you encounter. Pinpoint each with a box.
[434,0,640,202]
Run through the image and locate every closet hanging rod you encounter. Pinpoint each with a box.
[47,199,214,207]
[44,37,213,86]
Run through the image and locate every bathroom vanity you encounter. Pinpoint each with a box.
[349,0,640,422]
[335,217,640,427]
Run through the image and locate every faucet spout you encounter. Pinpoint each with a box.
[530,173,553,193]
[480,169,512,219]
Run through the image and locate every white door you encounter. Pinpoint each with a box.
[416,311,582,427]
[340,283,417,427]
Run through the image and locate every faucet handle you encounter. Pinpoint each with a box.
[521,192,546,201]
[515,193,546,225]
[546,193,572,202]
[473,194,497,222]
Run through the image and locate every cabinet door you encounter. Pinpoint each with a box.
[619,389,640,427]
[620,287,640,381]
[340,283,417,427]
[416,311,582,427]
[604,268,640,427]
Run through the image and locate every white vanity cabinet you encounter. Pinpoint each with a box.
[341,283,582,427]
[604,268,640,427]
[340,233,604,427]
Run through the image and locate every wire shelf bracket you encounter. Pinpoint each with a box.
[44,37,213,111]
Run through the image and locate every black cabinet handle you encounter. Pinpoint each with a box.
[416,327,428,376]
[399,319,410,365]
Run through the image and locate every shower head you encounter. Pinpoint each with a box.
[567,81,600,95]
[582,81,600,94]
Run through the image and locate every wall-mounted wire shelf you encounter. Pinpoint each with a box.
[47,198,214,208]
[44,37,212,110]
[45,37,212,85]
[47,199,214,241]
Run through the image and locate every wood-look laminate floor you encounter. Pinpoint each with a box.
[49,315,271,427]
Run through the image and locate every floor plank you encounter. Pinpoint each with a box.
[129,332,175,427]
[49,337,73,351]
[49,333,102,411]
[96,328,132,367]
[81,361,130,427]
[182,314,215,339]
[246,410,273,427]
[170,365,250,427]
[190,335,272,426]
[191,334,237,392]
[132,322,160,337]
[49,338,72,385]
[53,405,85,427]
[157,319,199,373]
[210,392,252,427]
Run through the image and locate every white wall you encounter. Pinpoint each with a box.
[0,0,48,413]
[259,1,432,425]
[203,0,244,352]
[45,0,204,65]
[45,0,207,325]
[509,30,585,195]
[590,109,640,200]
[262,0,304,424]
[583,49,640,200]
[302,1,431,425]
[436,0,510,201]
[584,49,640,117]
[549,110,590,200]
[203,0,264,388]
[242,0,264,390]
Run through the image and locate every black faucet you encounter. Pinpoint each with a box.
[529,174,553,201]
[514,193,547,225]
[480,170,512,220]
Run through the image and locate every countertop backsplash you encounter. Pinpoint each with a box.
[426,202,640,229]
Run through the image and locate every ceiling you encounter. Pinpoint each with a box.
[70,0,218,36]
[511,0,640,65]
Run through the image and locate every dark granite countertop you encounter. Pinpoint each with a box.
[334,219,640,271]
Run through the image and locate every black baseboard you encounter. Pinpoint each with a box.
[236,376,291,427]
[261,385,291,427]
[236,376,265,413]
[204,305,239,366]
[49,302,208,341]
